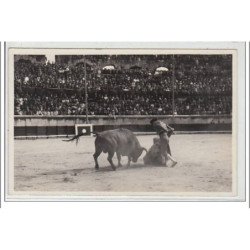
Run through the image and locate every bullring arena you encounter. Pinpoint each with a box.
[11,53,233,195]
[13,116,232,194]
[14,134,232,193]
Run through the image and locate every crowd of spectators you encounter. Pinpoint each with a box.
[14,55,232,116]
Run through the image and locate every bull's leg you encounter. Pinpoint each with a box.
[107,151,116,171]
[127,156,131,167]
[116,152,122,167]
[93,147,102,170]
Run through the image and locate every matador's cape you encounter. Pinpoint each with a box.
[143,137,164,165]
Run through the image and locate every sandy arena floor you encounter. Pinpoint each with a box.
[14,134,232,193]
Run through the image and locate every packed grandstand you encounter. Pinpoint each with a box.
[14,54,232,116]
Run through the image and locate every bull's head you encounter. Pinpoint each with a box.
[131,147,147,162]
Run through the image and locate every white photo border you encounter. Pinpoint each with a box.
[4,42,246,202]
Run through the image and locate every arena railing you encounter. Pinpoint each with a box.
[13,115,232,139]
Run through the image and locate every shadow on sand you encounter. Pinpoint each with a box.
[39,163,164,176]
[97,163,165,172]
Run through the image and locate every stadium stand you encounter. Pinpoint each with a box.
[14,54,232,116]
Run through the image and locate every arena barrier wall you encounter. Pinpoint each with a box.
[14,115,232,138]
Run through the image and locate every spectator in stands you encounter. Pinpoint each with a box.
[14,54,232,116]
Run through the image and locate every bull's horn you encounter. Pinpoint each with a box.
[142,147,147,153]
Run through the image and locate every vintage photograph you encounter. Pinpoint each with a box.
[5,43,245,201]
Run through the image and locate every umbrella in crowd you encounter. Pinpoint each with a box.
[154,66,169,75]
[103,65,115,70]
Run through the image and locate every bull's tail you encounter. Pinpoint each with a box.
[62,133,84,144]
[63,131,98,145]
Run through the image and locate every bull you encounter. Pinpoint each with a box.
[64,128,147,171]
